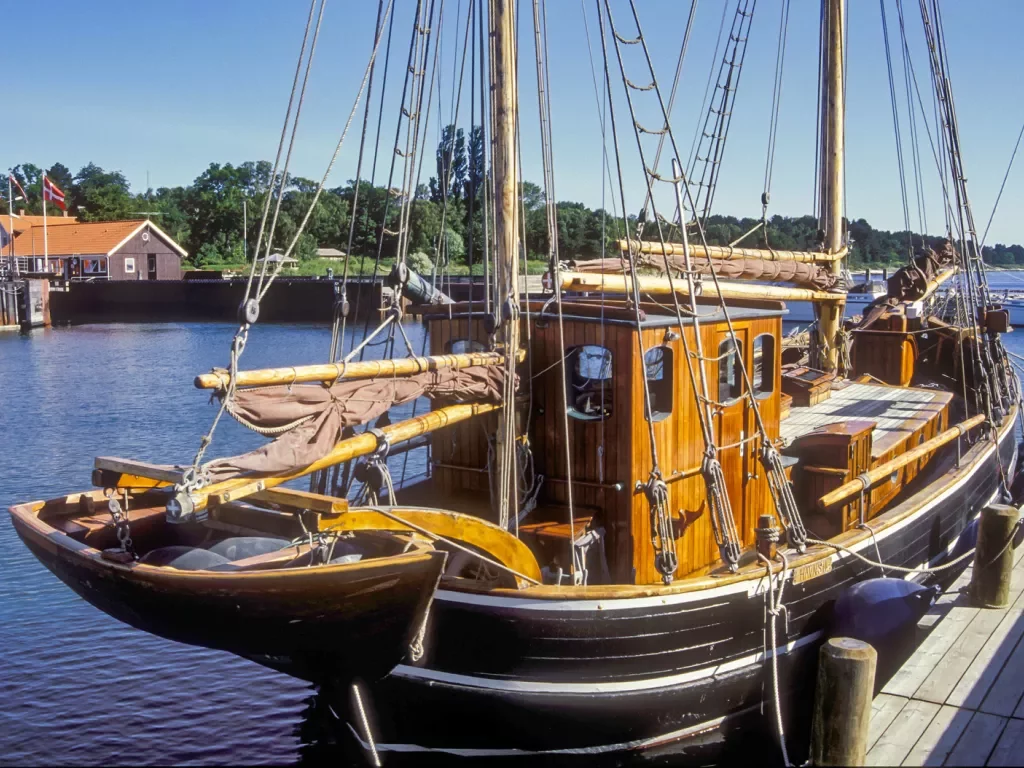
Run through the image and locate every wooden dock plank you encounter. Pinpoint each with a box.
[946,609,1024,711]
[979,626,1024,717]
[987,718,1024,767]
[869,524,1024,766]
[942,711,1007,766]
[870,694,909,751]
[900,704,973,766]
[915,577,1024,705]
[867,699,939,766]
[884,602,978,698]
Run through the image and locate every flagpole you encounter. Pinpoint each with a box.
[42,173,48,273]
[7,175,15,276]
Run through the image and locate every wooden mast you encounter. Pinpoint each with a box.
[817,0,846,371]
[490,0,520,518]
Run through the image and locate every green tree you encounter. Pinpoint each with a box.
[429,124,468,204]
[72,163,134,221]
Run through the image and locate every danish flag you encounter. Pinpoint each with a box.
[43,175,66,210]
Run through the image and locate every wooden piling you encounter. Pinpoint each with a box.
[811,637,877,766]
[971,504,1019,609]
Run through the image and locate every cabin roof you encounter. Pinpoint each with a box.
[558,305,787,328]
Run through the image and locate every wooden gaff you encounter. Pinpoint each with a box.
[558,271,846,304]
[194,350,521,391]
[616,239,848,264]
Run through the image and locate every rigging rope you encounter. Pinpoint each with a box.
[603,0,808,571]
[184,1,394,492]
[597,0,678,579]
[980,118,1024,251]
[685,0,757,226]
[760,0,790,220]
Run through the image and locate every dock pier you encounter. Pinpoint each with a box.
[866,516,1024,766]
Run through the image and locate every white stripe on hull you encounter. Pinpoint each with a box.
[393,629,824,694]
[434,424,1011,613]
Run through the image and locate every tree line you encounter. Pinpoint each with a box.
[5,129,1023,270]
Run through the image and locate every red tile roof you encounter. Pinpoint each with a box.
[2,220,186,258]
[2,213,79,234]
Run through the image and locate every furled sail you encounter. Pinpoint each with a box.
[857,240,959,328]
[205,366,503,479]
[570,253,840,291]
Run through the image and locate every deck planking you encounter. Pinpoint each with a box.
[866,545,1024,765]
[780,382,946,448]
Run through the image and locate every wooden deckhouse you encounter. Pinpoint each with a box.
[418,293,953,585]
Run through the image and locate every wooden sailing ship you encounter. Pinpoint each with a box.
[10,0,1023,761]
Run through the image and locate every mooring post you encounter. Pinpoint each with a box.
[971,504,1019,609]
[811,637,876,766]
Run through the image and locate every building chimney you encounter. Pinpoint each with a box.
[18,209,25,216]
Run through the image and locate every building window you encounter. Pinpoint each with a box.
[753,334,776,399]
[446,339,486,354]
[566,345,613,421]
[124,257,135,274]
[718,338,743,404]
[148,253,157,278]
[644,346,673,422]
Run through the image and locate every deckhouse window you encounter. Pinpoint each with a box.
[644,346,673,422]
[447,339,486,354]
[566,345,613,421]
[753,333,775,399]
[718,338,743,404]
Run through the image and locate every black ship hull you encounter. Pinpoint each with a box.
[351,420,1017,758]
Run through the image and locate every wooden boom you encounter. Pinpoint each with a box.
[917,267,957,304]
[617,239,848,264]
[818,413,986,509]
[195,350,521,391]
[559,271,846,303]
[194,402,499,511]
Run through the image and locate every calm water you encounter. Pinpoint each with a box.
[0,321,431,766]
[3,316,1024,766]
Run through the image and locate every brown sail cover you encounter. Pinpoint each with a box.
[858,240,959,329]
[205,365,503,479]
[571,254,839,291]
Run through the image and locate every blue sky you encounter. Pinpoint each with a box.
[4,0,1023,245]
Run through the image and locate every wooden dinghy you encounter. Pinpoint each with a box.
[9,485,447,683]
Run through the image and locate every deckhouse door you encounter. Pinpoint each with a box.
[714,328,750,544]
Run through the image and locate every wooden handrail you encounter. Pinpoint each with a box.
[817,413,986,510]
[616,239,848,264]
[194,350,523,391]
[558,271,846,304]
[190,402,498,511]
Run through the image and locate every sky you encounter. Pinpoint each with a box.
[3,0,1024,245]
